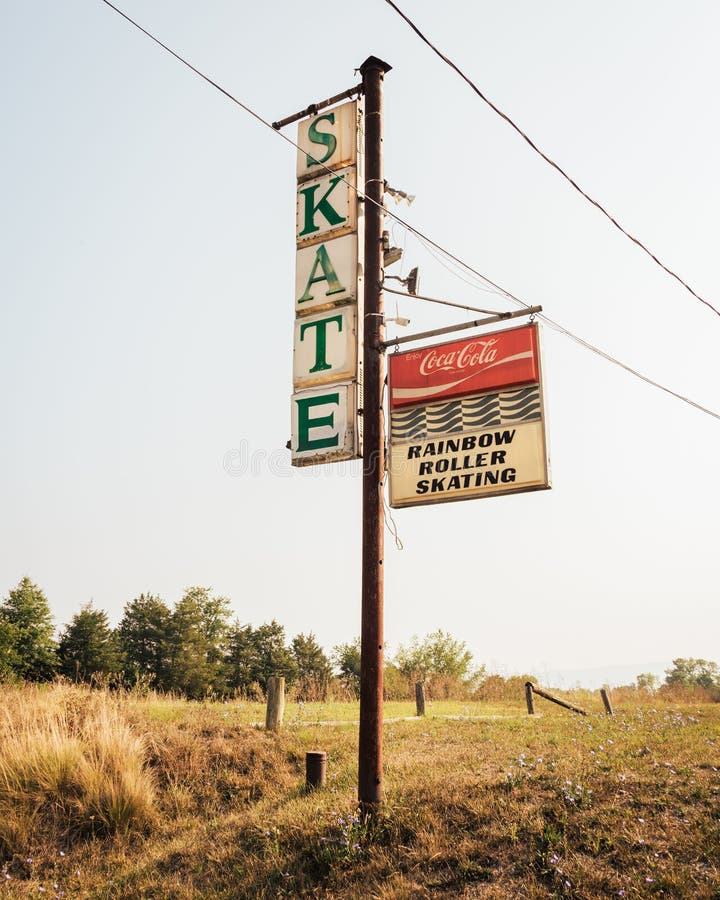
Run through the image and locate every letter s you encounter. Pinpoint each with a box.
[306,113,337,166]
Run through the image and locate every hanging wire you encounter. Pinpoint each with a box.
[411,231,509,297]
[378,377,404,550]
[383,0,720,320]
[98,0,720,422]
[382,477,405,551]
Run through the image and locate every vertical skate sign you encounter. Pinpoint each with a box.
[291,100,363,466]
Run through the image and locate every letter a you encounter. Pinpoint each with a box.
[297,244,345,304]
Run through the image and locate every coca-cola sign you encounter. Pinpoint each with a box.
[389,324,539,409]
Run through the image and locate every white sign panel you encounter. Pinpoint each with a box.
[293,307,357,388]
[295,233,359,314]
[290,100,362,468]
[291,382,357,465]
[296,167,356,247]
[389,419,549,507]
[296,100,359,181]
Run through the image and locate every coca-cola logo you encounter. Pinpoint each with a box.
[419,339,499,376]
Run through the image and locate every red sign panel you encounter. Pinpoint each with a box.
[389,323,539,409]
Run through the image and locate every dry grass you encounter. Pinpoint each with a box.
[0,684,155,859]
[0,685,719,898]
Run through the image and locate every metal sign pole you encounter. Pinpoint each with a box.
[358,55,391,813]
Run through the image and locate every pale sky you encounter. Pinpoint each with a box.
[2,1,718,687]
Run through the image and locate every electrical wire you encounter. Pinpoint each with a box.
[98,0,720,422]
[97,0,322,159]
[411,231,507,297]
[379,378,404,549]
[394,224,720,420]
[383,0,720,321]
[383,480,405,550]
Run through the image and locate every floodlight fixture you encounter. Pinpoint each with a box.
[382,230,403,267]
[406,267,419,296]
[383,265,420,296]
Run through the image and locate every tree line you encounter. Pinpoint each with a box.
[4,577,716,701]
[0,577,482,700]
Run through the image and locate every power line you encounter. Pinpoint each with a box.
[382,0,720,321]
[398,225,720,420]
[98,0,720,422]
[409,231,506,297]
[97,0,299,152]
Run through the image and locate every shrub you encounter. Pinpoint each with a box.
[474,673,536,702]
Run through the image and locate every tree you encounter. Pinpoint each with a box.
[394,630,481,698]
[333,638,361,698]
[223,620,297,696]
[636,672,659,691]
[291,632,331,701]
[665,658,720,690]
[247,621,297,688]
[57,603,121,682]
[0,619,20,681]
[224,622,256,694]
[117,593,171,688]
[167,587,231,698]
[394,636,432,682]
[395,630,475,681]
[0,577,57,680]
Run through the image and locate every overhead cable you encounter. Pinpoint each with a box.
[403,231,720,420]
[383,0,720,320]
[98,0,720,421]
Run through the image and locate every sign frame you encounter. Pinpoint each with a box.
[387,322,551,507]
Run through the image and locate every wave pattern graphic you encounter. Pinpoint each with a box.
[391,385,541,442]
[426,400,464,435]
[462,394,502,431]
[499,386,541,422]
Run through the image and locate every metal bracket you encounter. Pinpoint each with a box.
[272,83,364,130]
[378,306,543,350]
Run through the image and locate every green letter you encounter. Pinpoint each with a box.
[306,113,336,167]
[295,393,340,451]
[298,244,346,304]
[299,314,343,373]
[298,176,346,237]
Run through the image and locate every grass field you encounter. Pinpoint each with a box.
[1,684,719,898]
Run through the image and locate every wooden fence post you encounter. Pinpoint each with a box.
[265,675,285,732]
[525,681,535,715]
[600,687,614,716]
[531,683,588,716]
[415,682,426,717]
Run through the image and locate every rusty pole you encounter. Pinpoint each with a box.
[358,55,391,812]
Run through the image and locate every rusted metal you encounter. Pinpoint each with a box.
[358,55,391,815]
[379,305,543,350]
[384,285,504,316]
[272,83,363,131]
[305,751,327,789]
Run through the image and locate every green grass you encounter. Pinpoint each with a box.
[1,685,719,898]
[135,696,530,729]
